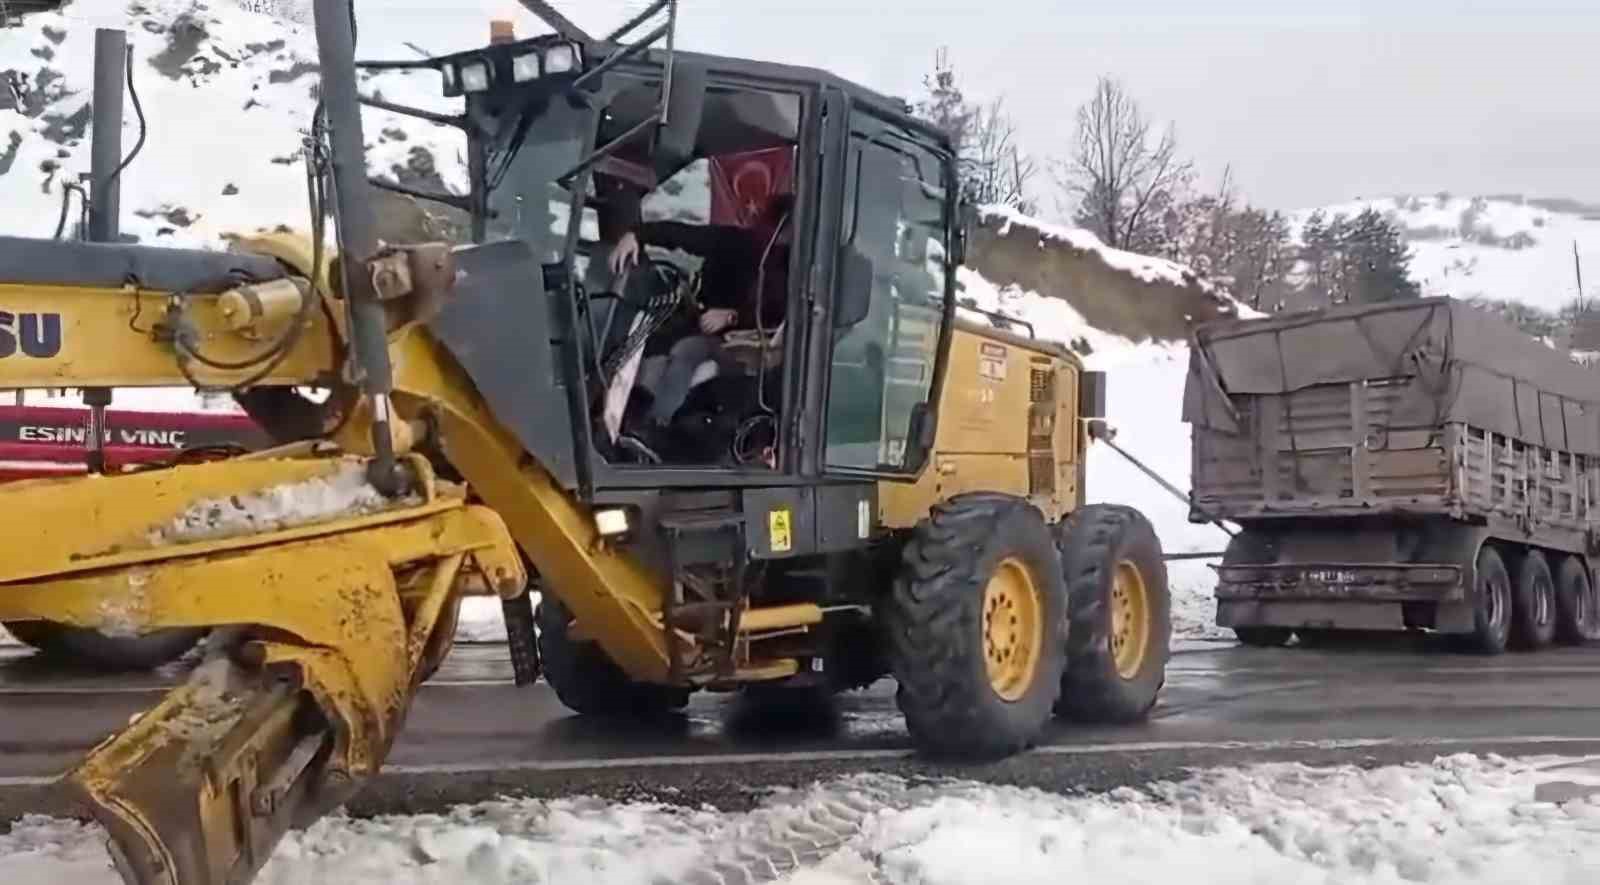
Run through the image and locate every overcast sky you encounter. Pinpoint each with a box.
[408,0,1600,213]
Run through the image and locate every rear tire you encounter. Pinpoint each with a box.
[1555,556,1600,645]
[1234,626,1293,648]
[1053,504,1171,723]
[535,597,690,716]
[886,493,1067,759]
[1511,550,1558,650]
[2,621,203,671]
[1461,545,1512,655]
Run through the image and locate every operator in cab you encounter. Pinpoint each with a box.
[606,189,794,435]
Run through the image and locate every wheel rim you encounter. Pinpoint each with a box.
[1535,575,1554,628]
[1110,560,1151,680]
[982,557,1044,702]
[1485,570,1509,633]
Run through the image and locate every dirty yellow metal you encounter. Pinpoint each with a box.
[880,320,1085,528]
[0,458,524,885]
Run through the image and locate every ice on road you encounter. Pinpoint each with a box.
[5,754,1599,884]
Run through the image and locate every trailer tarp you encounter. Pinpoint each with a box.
[1184,298,1600,455]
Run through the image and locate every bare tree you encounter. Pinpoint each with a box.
[1057,76,1192,251]
[915,50,1038,212]
[964,97,1037,211]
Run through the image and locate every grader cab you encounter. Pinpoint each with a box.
[0,3,1172,883]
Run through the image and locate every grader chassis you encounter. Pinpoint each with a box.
[0,3,1172,883]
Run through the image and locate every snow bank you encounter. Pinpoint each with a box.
[968,206,1247,346]
[5,754,1599,884]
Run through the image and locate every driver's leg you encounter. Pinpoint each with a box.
[649,334,725,425]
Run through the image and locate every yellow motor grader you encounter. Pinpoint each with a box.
[0,3,1171,883]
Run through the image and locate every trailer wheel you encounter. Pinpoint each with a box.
[1234,627,1293,648]
[887,493,1067,758]
[1555,556,1600,645]
[1460,545,1512,655]
[2,621,203,671]
[535,597,690,716]
[1053,504,1171,723]
[1511,550,1557,650]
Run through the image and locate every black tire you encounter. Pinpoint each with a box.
[1555,556,1600,645]
[1234,626,1293,648]
[886,493,1067,759]
[535,596,689,716]
[2,621,203,671]
[1053,504,1171,723]
[1511,549,1558,650]
[1461,545,1512,655]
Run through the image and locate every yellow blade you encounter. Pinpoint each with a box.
[68,657,344,885]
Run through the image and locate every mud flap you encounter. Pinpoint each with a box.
[67,658,348,885]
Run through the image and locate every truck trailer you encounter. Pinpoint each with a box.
[1185,297,1600,652]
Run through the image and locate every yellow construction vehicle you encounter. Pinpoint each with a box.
[0,3,1171,883]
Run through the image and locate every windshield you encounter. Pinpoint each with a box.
[479,97,599,276]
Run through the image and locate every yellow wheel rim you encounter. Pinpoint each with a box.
[983,557,1044,702]
[1110,560,1151,680]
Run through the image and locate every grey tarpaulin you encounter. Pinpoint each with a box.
[1183,298,1600,456]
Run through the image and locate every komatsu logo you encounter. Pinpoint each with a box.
[0,312,63,359]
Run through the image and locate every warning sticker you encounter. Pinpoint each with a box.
[979,342,1008,382]
[769,509,793,553]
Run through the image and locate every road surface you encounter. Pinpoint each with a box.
[3,636,1598,821]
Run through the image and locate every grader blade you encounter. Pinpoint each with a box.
[0,455,527,885]
[65,659,336,885]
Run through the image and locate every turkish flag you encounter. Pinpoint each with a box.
[709,147,795,229]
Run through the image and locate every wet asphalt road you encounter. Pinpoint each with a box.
[3,635,1599,820]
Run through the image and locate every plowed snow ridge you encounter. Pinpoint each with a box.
[4,754,1599,883]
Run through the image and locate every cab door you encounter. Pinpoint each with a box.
[821,106,957,478]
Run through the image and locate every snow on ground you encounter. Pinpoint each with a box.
[5,754,1600,884]
[1292,195,1600,314]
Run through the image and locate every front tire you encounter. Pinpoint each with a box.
[886,493,1067,759]
[535,597,689,716]
[1461,545,1512,655]
[1053,504,1171,723]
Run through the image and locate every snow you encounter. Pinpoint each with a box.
[154,459,405,544]
[983,204,1217,294]
[6,753,1600,884]
[1291,195,1600,314]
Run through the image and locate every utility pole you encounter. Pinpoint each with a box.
[1576,240,1586,315]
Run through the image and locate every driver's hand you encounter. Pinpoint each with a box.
[608,232,640,277]
[700,308,738,335]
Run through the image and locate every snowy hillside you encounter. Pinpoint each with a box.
[1292,194,1600,314]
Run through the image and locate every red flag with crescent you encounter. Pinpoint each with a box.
[709,147,795,229]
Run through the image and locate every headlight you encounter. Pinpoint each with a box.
[459,60,491,92]
[511,52,541,83]
[543,44,578,74]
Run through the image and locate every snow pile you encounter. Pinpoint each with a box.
[5,754,1600,883]
[1292,194,1600,314]
[153,459,405,544]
